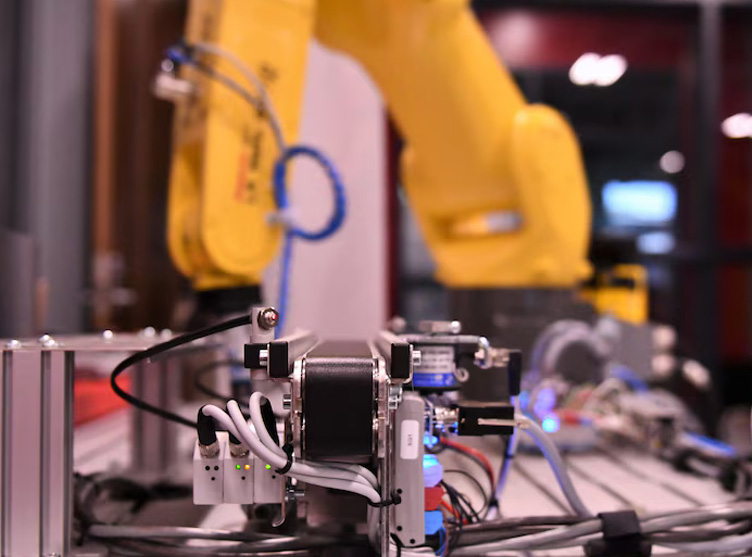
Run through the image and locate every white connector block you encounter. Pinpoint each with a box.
[224,450,255,504]
[193,433,226,505]
[253,454,285,504]
[193,431,284,505]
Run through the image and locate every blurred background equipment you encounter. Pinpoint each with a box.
[3,0,752,555]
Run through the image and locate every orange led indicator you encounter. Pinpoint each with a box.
[244,464,251,470]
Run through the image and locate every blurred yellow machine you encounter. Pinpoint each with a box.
[165,0,592,298]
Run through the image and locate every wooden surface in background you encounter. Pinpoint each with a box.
[92,0,188,331]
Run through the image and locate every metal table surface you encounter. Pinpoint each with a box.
[74,412,736,556]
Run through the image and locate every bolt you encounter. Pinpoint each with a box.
[39,334,57,348]
[412,350,422,367]
[160,59,175,73]
[4,339,20,349]
[259,349,269,367]
[141,326,157,337]
[282,394,292,411]
[388,385,403,409]
[102,329,114,340]
[258,308,280,330]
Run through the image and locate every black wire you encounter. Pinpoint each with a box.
[443,481,481,524]
[440,442,494,494]
[110,315,251,428]
[443,469,490,517]
[193,359,245,403]
[440,480,467,554]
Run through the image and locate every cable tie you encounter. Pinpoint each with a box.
[367,490,402,508]
[584,510,652,557]
[275,444,294,475]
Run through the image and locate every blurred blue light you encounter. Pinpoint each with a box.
[541,415,560,434]
[533,387,556,418]
[603,180,677,225]
[684,432,737,459]
[637,231,675,254]
[423,454,440,469]
[518,390,530,411]
[424,433,439,448]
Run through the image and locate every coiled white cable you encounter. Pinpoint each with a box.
[206,401,382,503]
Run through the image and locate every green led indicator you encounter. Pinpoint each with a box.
[265,464,272,470]
[236,464,242,470]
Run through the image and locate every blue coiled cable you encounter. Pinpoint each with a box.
[273,145,347,334]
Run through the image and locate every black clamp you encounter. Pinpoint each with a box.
[367,490,402,508]
[585,510,652,557]
[275,444,294,475]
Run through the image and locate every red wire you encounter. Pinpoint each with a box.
[440,437,495,485]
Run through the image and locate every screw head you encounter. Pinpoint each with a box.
[258,308,280,330]
[141,326,157,337]
[102,329,114,340]
[4,339,21,349]
[39,334,57,348]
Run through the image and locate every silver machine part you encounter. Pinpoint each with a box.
[391,391,426,547]
[0,334,186,557]
[1,347,73,557]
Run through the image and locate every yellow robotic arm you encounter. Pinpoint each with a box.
[166,0,591,298]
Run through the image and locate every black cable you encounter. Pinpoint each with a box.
[440,480,467,554]
[444,469,490,517]
[440,441,494,494]
[110,315,251,428]
[443,481,481,524]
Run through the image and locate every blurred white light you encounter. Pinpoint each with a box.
[637,231,675,254]
[569,53,601,86]
[603,180,677,225]
[593,54,628,87]
[721,113,752,139]
[659,151,685,174]
[569,53,627,87]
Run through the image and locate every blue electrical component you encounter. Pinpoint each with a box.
[425,510,444,536]
[541,414,561,434]
[413,372,455,389]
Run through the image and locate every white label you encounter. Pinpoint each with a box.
[415,347,455,373]
[401,420,420,460]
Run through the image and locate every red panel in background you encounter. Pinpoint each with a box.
[74,376,129,426]
[480,10,692,70]
[719,18,752,361]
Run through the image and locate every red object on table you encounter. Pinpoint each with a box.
[74,377,130,425]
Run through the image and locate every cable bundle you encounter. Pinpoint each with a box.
[202,392,383,505]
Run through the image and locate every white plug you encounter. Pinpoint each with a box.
[193,433,227,505]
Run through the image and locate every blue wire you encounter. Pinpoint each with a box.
[273,145,347,334]
[437,527,447,556]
